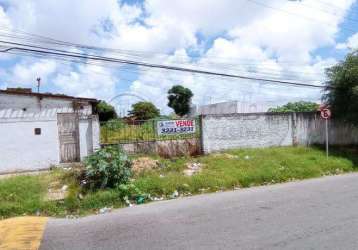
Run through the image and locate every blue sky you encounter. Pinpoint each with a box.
[0,0,357,114]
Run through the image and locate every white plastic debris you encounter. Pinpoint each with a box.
[66,215,78,219]
[183,162,202,176]
[61,185,68,191]
[169,190,179,199]
[99,207,112,214]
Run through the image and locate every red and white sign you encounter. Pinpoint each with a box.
[320,108,331,119]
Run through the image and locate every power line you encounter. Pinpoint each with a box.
[247,0,357,33]
[0,44,327,89]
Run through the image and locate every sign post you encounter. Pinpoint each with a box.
[320,108,331,158]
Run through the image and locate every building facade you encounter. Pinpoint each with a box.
[0,89,100,174]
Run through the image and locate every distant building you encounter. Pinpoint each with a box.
[0,88,100,173]
[189,101,271,116]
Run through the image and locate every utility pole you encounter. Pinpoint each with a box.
[36,77,41,93]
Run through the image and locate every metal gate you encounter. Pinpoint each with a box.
[57,113,80,163]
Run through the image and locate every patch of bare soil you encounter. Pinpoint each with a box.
[132,157,160,174]
[212,153,239,159]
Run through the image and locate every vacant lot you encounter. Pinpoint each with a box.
[100,119,200,144]
[0,146,357,219]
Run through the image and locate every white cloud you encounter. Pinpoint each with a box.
[336,33,358,50]
[0,0,356,113]
[52,64,118,100]
[4,59,57,87]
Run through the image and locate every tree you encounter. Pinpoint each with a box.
[96,101,117,122]
[324,50,358,125]
[128,101,160,120]
[268,101,319,113]
[167,85,193,116]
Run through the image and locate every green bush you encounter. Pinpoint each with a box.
[84,146,133,190]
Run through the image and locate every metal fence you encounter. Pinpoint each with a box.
[100,117,200,144]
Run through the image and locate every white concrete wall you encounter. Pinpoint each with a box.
[202,112,358,153]
[202,113,293,153]
[0,120,60,173]
[79,115,100,160]
[91,115,101,151]
[0,93,99,173]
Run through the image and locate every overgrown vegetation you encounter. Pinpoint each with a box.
[324,50,358,125]
[100,118,200,144]
[0,146,357,219]
[83,146,132,190]
[101,119,156,143]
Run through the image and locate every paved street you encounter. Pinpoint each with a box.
[41,173,358,250]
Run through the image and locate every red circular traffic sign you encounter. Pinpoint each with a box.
[320,108,331,119]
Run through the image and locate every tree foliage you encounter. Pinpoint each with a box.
[96,101,117,122]
[167,85,193,116]
[324,50,358,125]
[128,101,160,120]
[268,101,319,113]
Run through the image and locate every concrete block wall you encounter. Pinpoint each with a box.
[202,112,357,153]
[202,113,293,153]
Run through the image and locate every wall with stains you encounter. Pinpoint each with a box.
[202,112,357,153]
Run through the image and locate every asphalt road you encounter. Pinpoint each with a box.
[41,173,358,250]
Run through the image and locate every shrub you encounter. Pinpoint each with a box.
[84,146,132,190]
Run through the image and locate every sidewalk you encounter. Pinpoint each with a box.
[0,216,48,250]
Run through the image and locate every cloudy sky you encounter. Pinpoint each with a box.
[0,0,357,114]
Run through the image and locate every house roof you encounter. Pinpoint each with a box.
[0,89,99,103]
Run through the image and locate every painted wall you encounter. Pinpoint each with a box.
[0,93,99,173]
[0,120,60,172]
[202,112,357,153]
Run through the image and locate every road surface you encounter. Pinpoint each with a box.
[41,173,358,250]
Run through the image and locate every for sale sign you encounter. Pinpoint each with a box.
[157,119,196,136]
